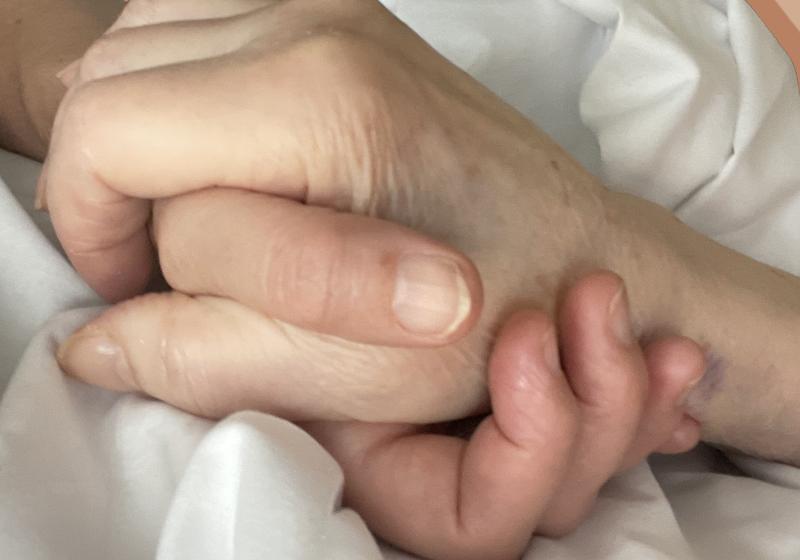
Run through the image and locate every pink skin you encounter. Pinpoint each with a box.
[305,273,703,559]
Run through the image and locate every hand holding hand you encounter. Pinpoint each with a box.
[308,273,704,559]
[50,0,623,423]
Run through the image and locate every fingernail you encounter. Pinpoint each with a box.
[56,58,81,88]
[57,328,133,391]
[542,327,561,374]
[393,254,472,337]
[608,285,634,345]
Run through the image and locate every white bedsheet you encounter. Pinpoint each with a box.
[2,0,800,558]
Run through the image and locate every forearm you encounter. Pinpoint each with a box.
[605,190,800,462]
[0,0,123,159]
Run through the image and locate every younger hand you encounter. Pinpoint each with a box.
[306,273,704,560]
[51,0,624,424]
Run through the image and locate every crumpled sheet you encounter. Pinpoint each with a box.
[2,1,800,559]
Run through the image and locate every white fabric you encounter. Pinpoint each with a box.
[2,0,800,558]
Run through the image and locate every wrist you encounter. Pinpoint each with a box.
[601,189,800,462]
[597,190,694,336]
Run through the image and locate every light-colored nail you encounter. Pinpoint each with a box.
[393,254,471,337]
[57,329,133,391]
[608,285,635,345]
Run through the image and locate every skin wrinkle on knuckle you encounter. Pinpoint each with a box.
[298,36,393,193]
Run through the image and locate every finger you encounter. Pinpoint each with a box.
[538,272,648,536]
[46,35,377,301]
[619,336,705,468]
[79,11,272,83]
[308,311,578,560]
[153,189,481,346]
[56,292,487,423]
[655,416,702,455]
[106,0,275,33]
[57,0,277,91]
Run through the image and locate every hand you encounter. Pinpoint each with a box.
[50,0,625,422]
[307,273,705,560]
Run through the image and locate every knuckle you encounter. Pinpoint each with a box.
[60,79,116,158]
[56,196,150,259]
[291,31,382,91]
[284,34,399,213]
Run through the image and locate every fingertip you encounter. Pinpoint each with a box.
[656,416,702,455]
[57,322,133,392]
[643,336,706,406]
[557,270,629,349]
[561,271,624,317]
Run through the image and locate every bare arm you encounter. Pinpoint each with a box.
[606,190,800,461]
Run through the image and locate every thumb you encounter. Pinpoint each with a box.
[56,293,485,423]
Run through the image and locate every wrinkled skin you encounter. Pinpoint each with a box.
[49,0,616,422]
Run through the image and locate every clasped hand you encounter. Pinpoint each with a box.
[44,1,704,558]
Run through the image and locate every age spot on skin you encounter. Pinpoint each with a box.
[684,350,725,421]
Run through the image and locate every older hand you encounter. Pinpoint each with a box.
[49,0,626,423]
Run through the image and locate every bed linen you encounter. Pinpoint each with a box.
[2,1,800,558]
